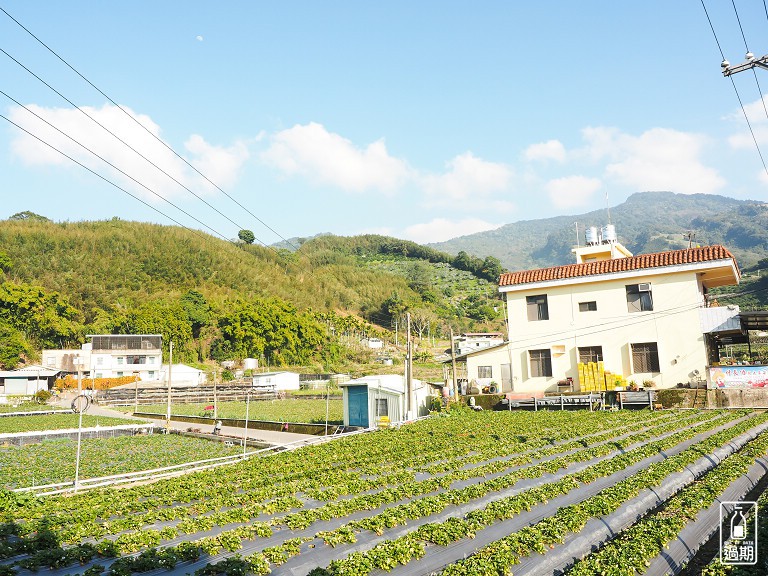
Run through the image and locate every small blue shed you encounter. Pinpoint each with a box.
[340,374,430,428]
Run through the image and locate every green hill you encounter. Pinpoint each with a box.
[0,217,503,370]
[430,192,768,271]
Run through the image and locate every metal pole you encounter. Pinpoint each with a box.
[450,327,459,402]
[325,380,330,435]
[213,372,218,421]
[134,373,138,413]
[406,312,412,417]
[243,392,250,456]
[166,341,173,429]
[74,405,83,490]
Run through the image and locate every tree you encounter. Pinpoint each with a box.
[180,290,210,338]
[0,281,82,348]
[238,229,255,244]
[0,323,31,369]
[8,211,51,222]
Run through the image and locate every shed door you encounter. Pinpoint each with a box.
[347,385,369,427]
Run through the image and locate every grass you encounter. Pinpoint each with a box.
[127,398,344,424]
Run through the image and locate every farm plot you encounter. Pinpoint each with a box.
[0,434,245,489]
[0,413,140,434]
[1,409,767,576]
[129,398,344,424]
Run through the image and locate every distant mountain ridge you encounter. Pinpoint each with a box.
[429,192,768,271]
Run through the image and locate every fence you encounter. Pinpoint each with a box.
[92,384,277,406]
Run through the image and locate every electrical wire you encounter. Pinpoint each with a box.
[0,111,213,243]
[0,45,269,248]
[731,0,768,123]
[0,5,299,251]
[701,0,768,180]
[0,89,230,242]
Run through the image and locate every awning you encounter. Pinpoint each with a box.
[739,311,768,332]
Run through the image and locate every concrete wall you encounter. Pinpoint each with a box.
[501,269,709,394]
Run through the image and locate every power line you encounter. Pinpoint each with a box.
[0,111,214,243]
[701,0,768,180]
[0,89,231,242]
[0,5,298,250]
[0,45,268,248]
[730,0,768,122]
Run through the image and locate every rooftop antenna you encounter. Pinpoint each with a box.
[574,222,580,248]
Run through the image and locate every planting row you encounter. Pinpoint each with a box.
[124,399,344,424]
[0,434,244,489]
[0,409,758,576]
[0,413,140,434]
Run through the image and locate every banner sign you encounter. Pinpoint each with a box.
[709,366,768,388]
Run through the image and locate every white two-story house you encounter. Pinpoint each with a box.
[460,236,740,395]
[43,334,163,382]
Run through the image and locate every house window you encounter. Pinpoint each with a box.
[478,366,493,379]
[631,342,660,372]
[117,357,124,365]
[96,357,104,366]
[46,356,56,366]
[626,283,653,312]
[126,355,147,365]
[529,349,552,377]
[579,301,597,312]
[526,295,549,321]
[116,372,123,377]
[148,371,155,378]
[376,398,388,417]
[578,346,603,363]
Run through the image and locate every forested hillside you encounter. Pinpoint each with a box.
[431,192,768,271]
[0,215,503,370]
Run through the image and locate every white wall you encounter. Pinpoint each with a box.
[498,269,709,394]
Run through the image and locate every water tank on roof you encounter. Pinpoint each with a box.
[601,224,617,244]
[585,226,600,246]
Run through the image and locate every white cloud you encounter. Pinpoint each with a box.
[421,152,512,205]
[546,176,602,209]
[524,139,566,162]
[401,217,501,244]
[196,35,204,41]
[8,103,249,201]
[580,126,724,194]
[261,122,411,193]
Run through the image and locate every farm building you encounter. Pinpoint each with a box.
[252,371,300,391]
[0,365,61,395]
[340,374,431,428]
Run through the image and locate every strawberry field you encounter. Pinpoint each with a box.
[2,408,768,575]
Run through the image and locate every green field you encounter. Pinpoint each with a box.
[0,402,67,413]
[127,398,344,424]
[0,433,244,489]
[0,413,142,434]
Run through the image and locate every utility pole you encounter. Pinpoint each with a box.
[450,327,459,402]
[166,341,173,429]
[684,231,696,249]
[213,370,218,420]
[406,312,412,418]
[721,52,768,77]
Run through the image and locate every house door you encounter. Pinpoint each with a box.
[501,364,512,391]
[347,385,369,427]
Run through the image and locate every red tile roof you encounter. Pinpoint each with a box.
[499,245,738,287]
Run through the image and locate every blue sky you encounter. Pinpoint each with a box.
[1,1,767,245]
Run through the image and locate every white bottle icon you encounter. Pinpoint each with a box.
[731,506,747,540]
